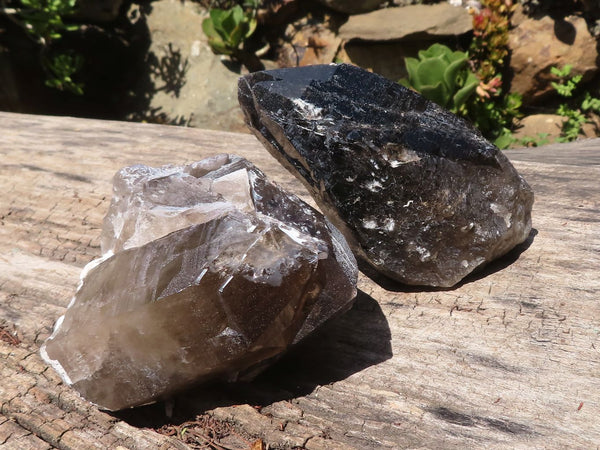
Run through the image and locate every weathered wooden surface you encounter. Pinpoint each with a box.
[0,111,598,449]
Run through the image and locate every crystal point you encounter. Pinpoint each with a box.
[239,64,534,287]
[41,155,357,410]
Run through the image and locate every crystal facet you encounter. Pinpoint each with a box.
[239,64,534,287]
[41,154,357,411]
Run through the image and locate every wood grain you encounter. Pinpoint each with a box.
[0,111,598,449]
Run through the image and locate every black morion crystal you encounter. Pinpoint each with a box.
[239,63,533,287]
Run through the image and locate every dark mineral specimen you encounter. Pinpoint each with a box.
[41,155,357,411]
[239,64,534,287]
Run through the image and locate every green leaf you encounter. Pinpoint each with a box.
[209,9,229,35]
[227,22,245,49]
[202,17,218,39]
[443,57,467,91]
[448,50,468,65]
[420,81,450,108]
[245,17,257,39]
[209,8,228,24]
[231,5,244,23]
[398,78,412,89]
[452,72,478,110]
[221,6,241,35]
[582,92,600,112]
[494,132,515,149]
[415,58,447,90]
[208,38,232,55]
[551,64,572,78]
[404,57,420,86]
[418,43,451,60]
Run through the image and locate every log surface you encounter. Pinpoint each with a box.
[0,111,598,449]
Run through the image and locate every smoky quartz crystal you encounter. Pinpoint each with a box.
[41,154,357,411]
[239,64,534,287]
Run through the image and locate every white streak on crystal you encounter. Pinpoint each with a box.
[195,267,208,285]
[383,218,395,232]
[219,275,234,293]
[364,180,383,192]
[210,327,249,352]
[80,251,114,280]
[279,223,327,260]
[390,149,421,166]
[247,170,262,206]
[293,98,323,120]
[461,222,475,232]
[416,246,431,262]
[74,251,114,302]
[403,200,414,207]
[40,249,117,387]
[212,168,253,212]
[490,202,512,228]
[40,338,73,386]
[362,219,378,229]
[279,223,313,247]
[217,327,244,339]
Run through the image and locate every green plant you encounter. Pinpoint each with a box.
[43,52,83,95]
[466,87,522,148]
[518,133,550,147]
[551,64,600,142]
[202,2,257,56]
[551,65,582,97]
[464,0,522,148]
[556,104,586,142]
[1,0,83,94]
[399,1,522,148]
[470,0,515,83]
[400,43,479,114]
[15,0,78,44]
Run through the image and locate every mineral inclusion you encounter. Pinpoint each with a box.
[239,64,534,287]
[41,154,357,411]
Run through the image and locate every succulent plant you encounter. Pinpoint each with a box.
[400,43,479,114]
[202,5,257,56]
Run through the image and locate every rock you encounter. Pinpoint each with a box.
[130,0,247,132]
[315,0,384,15]
[336,40,422,82]
[338,3,473,42]
[239,64,534,287]
[512,114,598,145]
[41,155,357,411]
[276,17,342,67]
[257,0,302,26]
[509,12,599,105]
[512,114,564,145]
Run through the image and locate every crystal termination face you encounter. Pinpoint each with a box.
[239,64,534,287]
[41,154,358,411]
